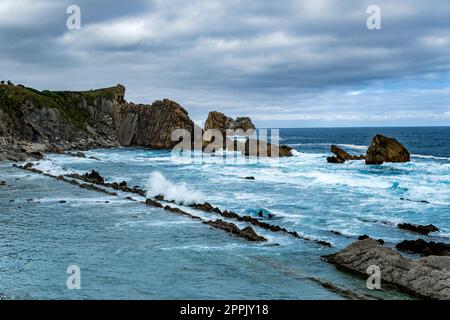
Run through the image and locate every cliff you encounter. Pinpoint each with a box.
[0,83,193,160]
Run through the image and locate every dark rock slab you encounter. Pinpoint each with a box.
[327,145,366,163]
[397,223,439,235]
[323,238,450,299]
[204,219,267,242]
[396,239,450,256]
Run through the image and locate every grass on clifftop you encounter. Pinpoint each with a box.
[0,84,117,129]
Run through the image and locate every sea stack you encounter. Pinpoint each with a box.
[365,134,410,165]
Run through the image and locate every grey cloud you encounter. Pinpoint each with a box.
[0,0,449,127]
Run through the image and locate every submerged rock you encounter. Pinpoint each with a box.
[397,223,439,235]
[257,209,274,219]
[67,151,86,158]
[323,238,450,299]
[400,197,430,204]
[366,134,410,165]
[396,239,450,256]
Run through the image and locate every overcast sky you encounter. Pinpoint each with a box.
[1,0,449,127]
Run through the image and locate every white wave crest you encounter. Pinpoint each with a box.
[337,144,367,151]
[290,149,302,157]
[145,171,204,205]
[412,154,450,161]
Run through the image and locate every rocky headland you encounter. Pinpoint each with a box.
[0,82,291,161]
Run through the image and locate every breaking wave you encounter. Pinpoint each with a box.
[145,171,204,205]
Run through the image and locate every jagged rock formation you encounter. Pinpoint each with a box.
[366,134,410,165]
[203,111,292,157]
[204,111,234,137]
[114,99,194,149]
[323,238,450,299]
[204,111,255,136]
[232,117,255,132]
[327,145,365,163]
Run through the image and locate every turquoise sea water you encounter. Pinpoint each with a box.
[0,127,449,299]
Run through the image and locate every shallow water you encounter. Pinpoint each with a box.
[0,127,449,299]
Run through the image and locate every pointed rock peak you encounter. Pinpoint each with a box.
[113,84,126,104]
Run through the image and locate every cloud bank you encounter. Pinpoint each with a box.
[1,0,449,127]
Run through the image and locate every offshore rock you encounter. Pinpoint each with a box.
[327,145,366,163]
[366,134,410,165]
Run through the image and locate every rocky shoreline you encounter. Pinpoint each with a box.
[2,82,449,300]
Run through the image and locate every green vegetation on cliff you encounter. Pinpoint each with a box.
[0,84,118,129]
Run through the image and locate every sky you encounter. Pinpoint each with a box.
[1,0,450,128]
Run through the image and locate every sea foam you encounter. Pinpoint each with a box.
[145,171,204,205]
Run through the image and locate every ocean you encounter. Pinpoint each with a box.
[0,126,449,299]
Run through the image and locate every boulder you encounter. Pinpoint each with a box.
[366,134,410,165]
[81,170,105,185]
[358,235,384,244]
[323,238,450,299]
[396,239,450,256]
